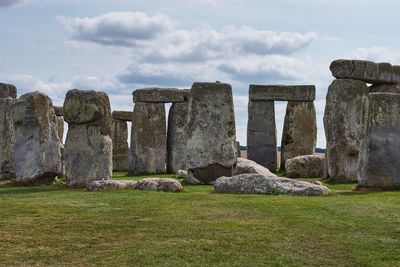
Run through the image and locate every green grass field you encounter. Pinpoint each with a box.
[1,173,400,266]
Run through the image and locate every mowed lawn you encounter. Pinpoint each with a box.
[1,173,400,266]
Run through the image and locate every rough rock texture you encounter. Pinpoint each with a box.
[167,102,188,173]
[64,89,112,188]
[236,158,277,177]
[54,106,63,116]
[186,82,237,184]
[330,59,400,84]
[214,174,331,196]
[56,116,64,142]
[249,85,315,101]
[63,89,112,135]
[136,178,183,192]
[112,111,133,121]
[129,102,166,175]
[176,169,187,178]
[247,100,277,171]
[111,119,129,171]
[358,93,400,188]
[133,88,190,103]
[369,84,400,94]
[0,98,16,179]
[280,101,317,170]
[236,141,241,157]
[12,92,63,185]
[285,154,325,178]
[86,180,138,191]
[0,83,17,99]
[324,79,369,182]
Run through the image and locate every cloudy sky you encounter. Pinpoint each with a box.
[1,0,399,147]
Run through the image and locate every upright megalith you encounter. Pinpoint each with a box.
[56,116,64,142]
[167,102,188,173]
[324,79,369,182]
[247,101,277,171]
[12,92,63,185]
[111,118,129,172]
[0,83,17,179]
[186,82,237,184]
[358,92,400,187]
[280,101,317,170]
[64,89,112,188]
[129,102,166,175]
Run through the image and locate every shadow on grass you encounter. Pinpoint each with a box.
[0,186,67,195]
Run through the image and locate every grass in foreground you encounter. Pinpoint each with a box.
[0,173,399,266]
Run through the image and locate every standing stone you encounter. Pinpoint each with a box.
[0,83,17,99]
[280,101,317,170]
[111,119,129,172]
[236,141,241,158]
[247,101,277,171]
[64,89,112,188]
[56,116,64,142]
[186,82,237,184]
[358,92,400,187]
[129,102,166,175]
[12,92,63,185]
[167,102,188,173]
[324,79,369,182]
[0,98,16,179]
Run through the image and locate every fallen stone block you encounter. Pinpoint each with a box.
[285,154,324,178]
[136,178,183,192]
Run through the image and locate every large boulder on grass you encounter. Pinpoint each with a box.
[86,180,138,191]
[236,158,277,177]
[136,178,183,192]
[214,173,331,196]
[285,154,325,178]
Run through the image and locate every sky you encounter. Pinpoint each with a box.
[1,0,400,147]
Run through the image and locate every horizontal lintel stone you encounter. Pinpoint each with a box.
[330,59,400,84]
[132,88,190,103]
[112,111,133,121]
[249,85,315,101]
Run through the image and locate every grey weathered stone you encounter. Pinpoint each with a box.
[249,85,315,101]
[186,82,237,184]
[56,116,64,142]
[12,92,63,185]
[369,84,400,94]
[167,102,188,173]
[133,88,189,103]
[112,111,133,121]
[54,106,63,116]
[236,141,241,158]
[0,98,15,179]
[86,180,137,191]
[324,79,369,182]
[176,169,187,178]
[0,83,17,99]
[64,89,112,188]
[63,89,112,135]
[236,158,277,177]
[214,173,331,196]
[358,93,400,188]
[280,101,317,170]
[247,100,277,171]
[330,59,400,84]
[111,119,129,171]
[285,154,325,178]
[129,102,166,175]
[136,178,183,192]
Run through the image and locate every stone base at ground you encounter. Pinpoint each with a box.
[236,158,277,177]
[214,174,331,196]
[285,155,324,178]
